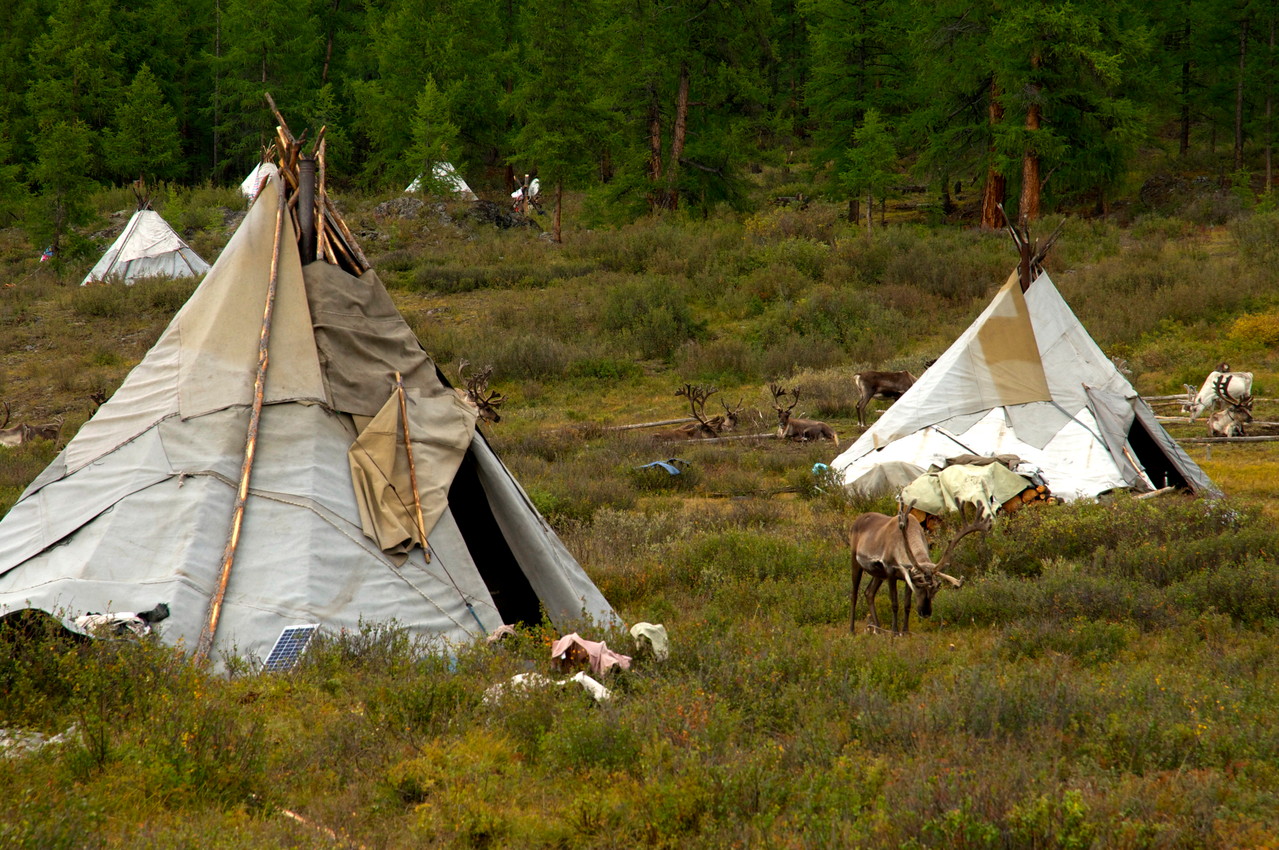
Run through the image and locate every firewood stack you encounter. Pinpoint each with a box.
[999,485,1055,515]
[263,93,370,276]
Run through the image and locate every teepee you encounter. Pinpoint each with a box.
[405,162,479,200]
[81,207,210,286]
[833,269,1216,502]
[0,106,613,667]
[240,160,273,201]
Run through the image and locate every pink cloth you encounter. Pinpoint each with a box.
[550,632,631,676]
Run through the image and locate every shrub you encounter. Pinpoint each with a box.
[602,277,707,360]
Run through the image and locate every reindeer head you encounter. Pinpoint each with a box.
[719,397,744,433]
[768,383,798,430]
[898,501,987,617]
[676,383,722,436]
[458,360,504,424]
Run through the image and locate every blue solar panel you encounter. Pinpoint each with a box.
[263,624,319,672]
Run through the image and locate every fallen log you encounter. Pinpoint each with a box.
[1136,486,1176,500]
[604,417,696,432]
[1177,435,1279,444]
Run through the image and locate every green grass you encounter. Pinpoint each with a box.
[3,177,1279,847]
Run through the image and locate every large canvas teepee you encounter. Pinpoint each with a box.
[833,270,1216,502]
[81,209,211,286]
[0,119,613,666]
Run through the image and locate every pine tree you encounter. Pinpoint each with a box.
[406,78,463,194]
[105,65,183,183]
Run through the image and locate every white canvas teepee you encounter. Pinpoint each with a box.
[240,161,272,201]
[833,270,1216,502]
[0,165,614,667]
[81,209,211,286]
[405,162,479,200]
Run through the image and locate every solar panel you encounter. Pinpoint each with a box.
[262,624,320,673]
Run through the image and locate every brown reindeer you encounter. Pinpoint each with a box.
[768,383,838,445]
[457,360,505,424]
[654,385,739,440]
[853,370,917,428]
[0,402,25,447]
[25,415,64,444]
[849,502,988,635]
[1208,400,1252,437]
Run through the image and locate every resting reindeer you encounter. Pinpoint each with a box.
[1183,369,1253,421]
[0,402,29,448]
[853,370,916,428]
[1208,400,1252,437]
[768,383,838,445]
[654,385,741,441]
[849,502,988,635]
[456,360,505,424]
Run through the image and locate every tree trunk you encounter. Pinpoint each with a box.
[1180,23,1192,156]
[865,189,873,232]
[1269,19,1275,190]
[321,0,340,84]
[980,78,1006,230]
[1237,16,1250,172]
[1020,58,1043,224]
[665,62,691,211]
[849,197,859,223]
[647,86,663,212]
[554,181,563,243]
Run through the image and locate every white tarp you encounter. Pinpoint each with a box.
[81,210,210,286]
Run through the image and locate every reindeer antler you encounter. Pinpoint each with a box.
[676,384,720,431]
[767,383,798,412]
[935,502,992,574]
[463,363,504,423]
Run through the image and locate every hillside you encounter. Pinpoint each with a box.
[3,177,1279,848]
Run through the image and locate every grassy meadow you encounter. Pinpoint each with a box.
[3,174,1279,848]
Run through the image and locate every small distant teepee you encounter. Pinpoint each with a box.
[81,188,210,286]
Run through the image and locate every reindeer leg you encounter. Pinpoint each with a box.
[901,585,912,635]
[864,575,884,632]
[887,578,900,635]
[850,559,864,633]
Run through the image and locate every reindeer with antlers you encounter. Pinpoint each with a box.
[849,501,988,635]
[768,383,838,445]
[456,360,505,424]
[654,385,743,441]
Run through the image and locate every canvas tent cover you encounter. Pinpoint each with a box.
[0,168,613,666]
[81,210,211,286]
[405,162,479,200]
[240,161,272,200]
[834,271,1216,502]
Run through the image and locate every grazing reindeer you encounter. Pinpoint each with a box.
[849,502,988,635]
[89,389,109,410]
[853,370,917,428]
[0,402,26,448]
[654,384,737,440]
[25,415,63,444]
[768,383,839,445]
[457,360,505,424]
[1183,370,1253,421]
[1208,400,1252,437]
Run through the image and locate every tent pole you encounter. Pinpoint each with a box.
[195,176,287,665]
[395,372,431,562]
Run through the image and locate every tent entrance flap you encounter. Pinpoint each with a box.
[1127,415,1189,492]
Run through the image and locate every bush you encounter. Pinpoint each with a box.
[602,278,707,360]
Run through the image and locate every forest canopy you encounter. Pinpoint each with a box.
[1,0,1276,231]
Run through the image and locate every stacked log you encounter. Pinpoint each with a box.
[1000,485,1054,515]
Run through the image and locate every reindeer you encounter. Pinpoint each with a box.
[768,383,838,445]
[1208,399,1252,437]
[654,384,738,440]
[0,402,28,448]
[457,360,505,424]
[849,502,989,635]
[25,415,63,444]
[853,370,917,428]
[1183,369,1253,421]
